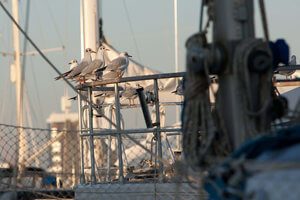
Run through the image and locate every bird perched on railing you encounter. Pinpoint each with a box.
[65,48,96,81]
[95,52,132,81]
[120,83,138,105]
[172,79,184,96]
[79,45,109,82]
[54,59,78,80]
[278,55,296,79]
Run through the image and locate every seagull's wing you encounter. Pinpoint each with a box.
[81,59,103,76]
[105,57,127,71]
[101,70,121,80]
[67,60,89,78]
[55,69,73,80]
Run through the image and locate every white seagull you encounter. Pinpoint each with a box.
[79,45,109,81]
[66,48,95,81]
[95,52,132,81]
[120,83,138,105]
[55,59,78,80]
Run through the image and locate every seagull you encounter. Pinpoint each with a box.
[120,83,138,105]
[66,48,96,81]
[54,59,78,80]
[95,52,132,81]
[172,79,184,95]
[279,55,296,79]
[79,45,109,81]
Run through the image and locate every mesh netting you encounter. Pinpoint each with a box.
[0,123,206,199]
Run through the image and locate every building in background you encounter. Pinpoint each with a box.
[46,95,80,187]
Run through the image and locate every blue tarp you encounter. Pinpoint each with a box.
[204,125,300,200]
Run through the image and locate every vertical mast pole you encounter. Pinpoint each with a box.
[174,0,181,150]
[80,0,99,57]
[80,0,99,183]
[12,0,26,176]
[214,0,255,148]
[174,0,179,74]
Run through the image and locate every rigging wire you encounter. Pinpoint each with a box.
[20,0,46,127]
[0,22,9,120]
[29,56,45,126]
[8,72,14,124]
[0,67,11,121]
[122,0,142,63]
[21,0,30,78]
[44,0,64,46]
[0,13,10,53]
[24,84,34,127]
[31,1,46,46]
[0,1,118,129]
[258,0,269,42]
[20,0,31,127]
[199,0,204,32]
[0,0,86,100]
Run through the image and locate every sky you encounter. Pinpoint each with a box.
[0,0,299,128]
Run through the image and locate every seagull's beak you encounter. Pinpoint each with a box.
[68,62,72,64]
[92,50,97,54]
[128,54,132,57]
[105,48,110,51]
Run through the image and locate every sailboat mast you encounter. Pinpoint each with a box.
[174,0,179,74]
[12,0,23,129]
[214,0,256,148]
[12,0,26,170]
[80,0,99,57]
[79,0,100,184]
[173,0,181,150]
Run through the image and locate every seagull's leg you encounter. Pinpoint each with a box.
[78,76,83,84]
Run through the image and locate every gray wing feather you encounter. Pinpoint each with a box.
[106,57,126,71]
[102,70,120,79]
[81,59,103,76]
[67,61,89,78]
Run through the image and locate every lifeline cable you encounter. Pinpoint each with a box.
[0,1,117,128]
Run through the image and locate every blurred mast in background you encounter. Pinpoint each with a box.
[11,0,26,181]
[173,0,181,151]
[79,0,100,184]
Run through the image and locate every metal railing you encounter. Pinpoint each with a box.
[77,72,184,184]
